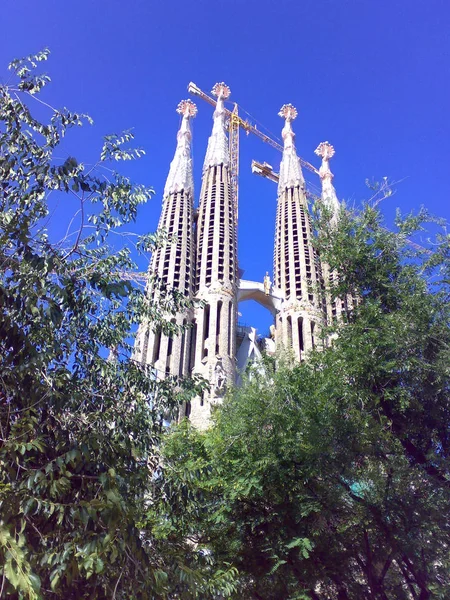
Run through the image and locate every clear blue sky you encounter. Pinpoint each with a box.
[2,0,449,334]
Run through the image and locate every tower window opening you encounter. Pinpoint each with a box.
[311,321,315,349]
[166,336,173,375]
[152,327,162,364]
[298,317,304,355]
[287,315,293,347]
[165,319,176,375]
[179,320,187,377]
[216,301,222,354]
[142,327,150,364]
[202,304,210,358]
[227,302,233,356]
[189,320,197,373]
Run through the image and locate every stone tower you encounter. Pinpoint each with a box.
[315,141,340,224]
[273,105,326,360]
[314,141,354,324]
[314,141,342,325]
[135,86,347,429]
[135,99,197,378]
[188,83,238,429]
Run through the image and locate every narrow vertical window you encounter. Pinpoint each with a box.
[216,301,222,354]
[165,319,175,375]
[179,319,187,377]
[202,305,210,359]
[227,301,233,356]
[287,316,293,347]
[166,335,173,375]
[152,327,161,364]
[142,328,150,364]
[298,317,304,356]
[188,321,197,373]
[310,321,315,349]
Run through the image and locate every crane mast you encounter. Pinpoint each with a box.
[229,104,240,222]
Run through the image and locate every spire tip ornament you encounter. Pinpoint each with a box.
[315,141,335,161]
[314,141,340,219]
[277,103,305,192]
[278,103,298,121]
[163,100,195,197]
[203,83,230,169]
[211,82,231,100]
[176,99,197,118]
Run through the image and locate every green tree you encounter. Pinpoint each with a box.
[0,50,237,599]
[159,199,450,599]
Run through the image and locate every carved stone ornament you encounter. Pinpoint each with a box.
[213,359,227,397]
[164,99,197,197]
[277,103,305,193]
[211,82,231,100]
[278,103,298,121]
[203,82,231,170]
[314,141,335,161]
[263,271,271,295]
[176,99,198,118]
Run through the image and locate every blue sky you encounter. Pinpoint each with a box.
[2,0,449,334]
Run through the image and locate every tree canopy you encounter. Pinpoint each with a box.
[159,200,450,599]
[0,50,236,599]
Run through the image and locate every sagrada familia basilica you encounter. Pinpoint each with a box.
[134,83,346,429]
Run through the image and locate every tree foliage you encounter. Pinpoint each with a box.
[159,199,450,599]
[0,50,237,599]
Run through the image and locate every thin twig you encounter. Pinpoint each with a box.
[112,571,123,599]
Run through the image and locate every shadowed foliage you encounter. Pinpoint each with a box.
[159,199,450,599]
[0,50,237,599]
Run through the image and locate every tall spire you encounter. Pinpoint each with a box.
[314,141,340,220]
[164,99,197,198]
[135,99,197,382]
[278,104,305,193]
[273,104,326,361]
[191,81,237,429]
[203,82,231,170]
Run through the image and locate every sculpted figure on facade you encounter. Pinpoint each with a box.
[213,359,227,397]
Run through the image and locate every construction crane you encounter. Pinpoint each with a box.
[251,159,322,203]
[251,161,432,255]
[122,87,430,281]
[187,82,319,222]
